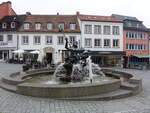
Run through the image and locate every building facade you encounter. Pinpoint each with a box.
[17,14,81,64]
[0,15,26,61]
[77,12,124,67]
[112,14,149,68]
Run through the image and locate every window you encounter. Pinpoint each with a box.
[84,25,92,34]
[135,33,137,38]
[22,36,29,44]
[131,44,134,50]
[127,22,132,27]
[46,36,53,44]
[143,45,146,50]
[138,44,141,50]
[2,23,7,29]
[113,26,119,35]
[135,44,138,50]
[129,32,132,38]
[0,35,3,41]
[85,38,92,47]
[126,44,129,50]
[94,39,101,47]
[131,33,134,38]
[7,35,13,42]
[113,39,119,48]
[104,39,110,48]
[138,33,141,39]
[94,25,101,34]
[58,23,65,31]
[11,22,15,28]
[69,36,76,44]
[143,34,145,39]
[70,24,76,30]
[103,26,110,35]
[34,36,41,44]
[35,23,41,30]
[57,36,64,45]
[24,23,30,30]
[47,23,53,30]
[126,32,129,38]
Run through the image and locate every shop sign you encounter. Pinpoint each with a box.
[44,47,54,53]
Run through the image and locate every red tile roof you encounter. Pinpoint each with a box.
[19,15,81,33]
[77,14,122,23]
[0,1,16,19]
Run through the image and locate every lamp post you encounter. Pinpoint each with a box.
[148,36,150,69]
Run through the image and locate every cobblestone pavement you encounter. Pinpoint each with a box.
[0,62,150,113]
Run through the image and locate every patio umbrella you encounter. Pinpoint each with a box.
[30,50,40,54]
[13,49,25,54]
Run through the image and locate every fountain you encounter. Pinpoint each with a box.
[0,35,142,100]
[54,38,105,83]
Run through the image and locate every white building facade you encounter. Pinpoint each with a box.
[77,13,124,66]
[17,33,81,64]
[0,15,26,61]
[0,32,18,61]
[17,15,81,64]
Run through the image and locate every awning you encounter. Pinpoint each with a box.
[132,55,150,58]
[60,50,125,56]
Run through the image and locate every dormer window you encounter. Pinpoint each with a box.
[35,23,41,30]
[11,22,15,28]
[2,23,7,29]
[58,22,65,31]
[47,23,53,30]
[24,23,30,30]
[70,23,76,30]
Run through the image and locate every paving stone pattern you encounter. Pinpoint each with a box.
[0,62,150,113]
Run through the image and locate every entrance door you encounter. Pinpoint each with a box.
[4,51,8,60]
[46,53,52,64]
[0,51,3,60]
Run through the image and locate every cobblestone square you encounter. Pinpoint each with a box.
[0,62,150,113]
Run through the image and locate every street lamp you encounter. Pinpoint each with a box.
[148,36,150,69]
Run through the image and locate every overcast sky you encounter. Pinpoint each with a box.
[5,0,150,27]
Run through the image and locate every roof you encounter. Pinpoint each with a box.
[18,15,81,33]
[0,15,26,22]
[0,15,26,31]
[112,14,140,21]
[0,1,16,19]
[112,14,148,31]
[132,55,150,58]
[77,14,123,23]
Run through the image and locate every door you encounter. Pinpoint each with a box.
[0,51,3,60]
[4,50,9,60]
[46,53,52,64]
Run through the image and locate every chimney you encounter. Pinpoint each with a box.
[0,1,16,19]
[26,12,31,15]
[76,11,80,16]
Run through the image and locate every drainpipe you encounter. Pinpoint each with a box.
[17,34,19,50]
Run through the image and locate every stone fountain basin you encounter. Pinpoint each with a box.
[17,79,121,98]
[0,68,142,99]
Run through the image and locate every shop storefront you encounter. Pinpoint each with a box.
[0,47,16,61]
[90,51,125,67]
[60,50,125,67]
